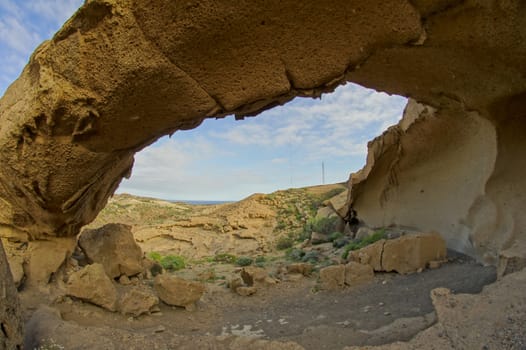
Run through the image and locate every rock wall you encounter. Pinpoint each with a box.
[0,239,23,348]
[0,0,524,264]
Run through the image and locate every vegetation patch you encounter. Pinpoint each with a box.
[342,228,387,259]
[236,256,254,266]
[147,252,186,271]
[276,236,294,250]
[212,253,238,264]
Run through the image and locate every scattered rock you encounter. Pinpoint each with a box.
[327,189,349,218]
[78,223,144,279]
[67,263,118,311]
[229,276,244,292]
[382,233,446,274]
[240,266,269,286]
[118,286,159,316]
[286,263,313,276]
[428,260,447,269]
[119,275,131,285]
[236,286,257,296]
[310,231,330,245]
[316,206,336,219]
[345,262,374,286]
[154,274,205,310]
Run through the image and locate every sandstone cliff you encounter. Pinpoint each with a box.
[0,0,524,285]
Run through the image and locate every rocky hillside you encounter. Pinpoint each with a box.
[88,184,347,259]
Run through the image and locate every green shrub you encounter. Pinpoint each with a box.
[342,228,387,259]
[147,252,186,271]
[286,248,305,262]
[328,231,343,242]
[276,236,294,250]
[147,251,162,261]
[254,256,266,267]
[304,216,340,237]
[213,253,238,264]
[159,255,186,271]
[301,251,320,263]
[236,256,254,266]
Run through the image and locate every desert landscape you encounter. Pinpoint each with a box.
[1,0,526,349]
[2,184,521,349]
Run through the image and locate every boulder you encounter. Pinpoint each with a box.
[497,245,526,277]
[240,266,269,286]
[344,262,374,285]
[328,190,349,218]
[118,286,159,316]
[348,239,385,271]
[26,237,76,287]
[67,263,118,311]
[235,286,257,296]
[319,265,346,290]
[286,263,313,276]
[154,275,205,310]
[320,262,375,290]
[315,206,336,219]
[310,231,329,245]
[382,233,446,274]
[78,224,144,279]
[355,227,375,241]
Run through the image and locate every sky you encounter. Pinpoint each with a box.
[0,0,408,201]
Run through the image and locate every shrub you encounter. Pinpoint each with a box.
[329,231,343,242]
[159,255,186,271]
[304,216,340,237]
[301,251,320,263]
[213,253,238,264]
[276,236,294,250]
[236,256,254,267]
[254,256,266,267]
[342,228,387,259]
[286,248,305,262]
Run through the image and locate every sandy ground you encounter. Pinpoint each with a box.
[22,251,496,350]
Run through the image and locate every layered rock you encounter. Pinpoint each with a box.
[319,262,374,290]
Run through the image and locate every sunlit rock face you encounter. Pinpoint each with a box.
[0,0,524,265]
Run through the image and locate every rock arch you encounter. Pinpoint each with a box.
[0,0,525,259]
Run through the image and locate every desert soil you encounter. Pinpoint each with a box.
[22,251,496,350]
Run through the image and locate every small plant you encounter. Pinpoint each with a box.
[342,228,387,259]
[147,252,186,271]
[254,256,266,267]
[328,231,343,242]
[304,216,340,237]
[236,256,254,267]
[213,253,238,264]
[301,250,320,263]
[286,248,306,262]
[276,236,294,250]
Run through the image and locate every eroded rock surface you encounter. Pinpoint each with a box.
[0,1,523,267]
[67,263,118,311]
[0,239,23,349]
[154,274,205,310]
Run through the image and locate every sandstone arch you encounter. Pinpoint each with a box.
[0,0,525,263]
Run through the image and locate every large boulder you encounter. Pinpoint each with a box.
[382,233,447,274]
[78,223,144,279]
[319,262,374,290]
[348,239,385,271]
[154,275,205,310]
[67,263,118,311]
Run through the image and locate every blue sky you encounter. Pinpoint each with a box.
[1,0,408,201]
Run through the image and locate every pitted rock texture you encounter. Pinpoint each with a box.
[0,1,524,263]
